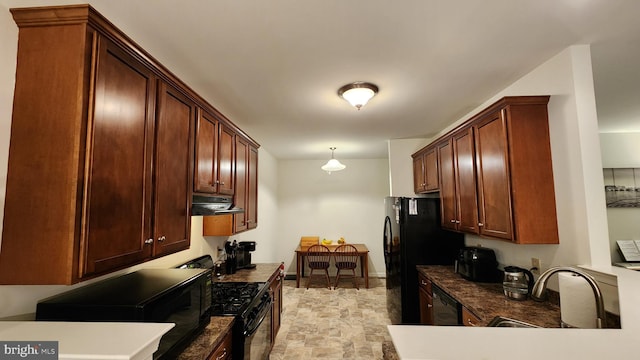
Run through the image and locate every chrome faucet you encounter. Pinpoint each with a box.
[530,266,606,329]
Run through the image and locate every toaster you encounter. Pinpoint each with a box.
[455,246,502,282]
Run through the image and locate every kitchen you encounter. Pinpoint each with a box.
[1,1,640,359]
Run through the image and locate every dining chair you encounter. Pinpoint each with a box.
[333,244,359,289]
[306,244,332,289]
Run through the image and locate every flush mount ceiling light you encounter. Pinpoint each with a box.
[338,82,379,110]
[321,147,346,174]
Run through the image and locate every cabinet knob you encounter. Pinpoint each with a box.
[144,238,153,244]
[427,304,432,308]
[478,223,484,227]
[220,182,225,185]
[455,220,461,224]
[158,236,166,242]
[450,219,456,223]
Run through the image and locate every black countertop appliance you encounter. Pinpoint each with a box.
[455,246,502,282]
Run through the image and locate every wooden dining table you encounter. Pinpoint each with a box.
[295,243,370,288]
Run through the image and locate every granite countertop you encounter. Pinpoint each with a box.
[178,316,234,360]
[418,265,561,327]
[216,263,282,283]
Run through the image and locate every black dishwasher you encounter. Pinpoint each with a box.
[432,285,461,325]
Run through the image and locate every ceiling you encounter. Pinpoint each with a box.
[3,0,640,160]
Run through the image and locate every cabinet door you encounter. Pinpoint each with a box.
[194,109,218,193]
[438,140,457,231]
[424,147,439,191]
[234,137,248,233]
[418,273,433,325]
[474,110,513,240]
[453,128,479,234]
[418,287,434,325]
[217,124,235,195]
[153,81,194,256]
[270,274,283,342]
[413,154,426,193]
[84,36,155,277]
[247,145,259,229]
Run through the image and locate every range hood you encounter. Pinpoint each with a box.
[191,195,244,216]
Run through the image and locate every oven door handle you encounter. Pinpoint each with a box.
[243,297,272,337]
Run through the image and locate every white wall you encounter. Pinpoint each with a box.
[387,138,428,197]
[276,159,390,277]
[600,133,640,168]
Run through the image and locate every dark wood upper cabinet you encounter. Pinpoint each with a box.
[153,81,194,257]
[84,35,156,277]
[420,96,558,245]
[474,110,513,240]
[413,146,439,194]
[437,128,480,234]
[234,136,248,233]
[194,109,219,193]
[437,139,457,231]
[194,110,239,197]
[217,124,236,196]
[247,145,259,230]
[453,128,480,235]
[0,5,257,284]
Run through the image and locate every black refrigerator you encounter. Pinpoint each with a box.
[384,196,464,324]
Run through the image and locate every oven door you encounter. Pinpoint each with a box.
[243,292,273,360]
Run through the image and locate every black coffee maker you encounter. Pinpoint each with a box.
[237,241,257,269]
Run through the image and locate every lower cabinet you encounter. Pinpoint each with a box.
[269,268,283,342]
[206,330,232,360]
[461,306,481,327]
[418,273,434,325]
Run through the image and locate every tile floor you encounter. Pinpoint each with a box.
[269,277,393,360]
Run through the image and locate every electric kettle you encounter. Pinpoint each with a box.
[502,266,534,300]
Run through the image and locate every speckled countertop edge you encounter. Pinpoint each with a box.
[418,265,561,327]
[177,316,234,360]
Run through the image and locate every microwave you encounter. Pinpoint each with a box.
[36,268,212,359]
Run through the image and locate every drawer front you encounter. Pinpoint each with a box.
[418,273,432,294]
[207,331,232,360]
[462,306,481,327]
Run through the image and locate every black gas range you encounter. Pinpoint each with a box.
[177,255,272,360]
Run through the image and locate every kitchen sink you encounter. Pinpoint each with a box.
[487,316,540,328]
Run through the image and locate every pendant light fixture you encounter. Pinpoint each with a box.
[321,147,346,174]
[338,82,379,110]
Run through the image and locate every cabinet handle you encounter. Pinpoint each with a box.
[455,220,461,224]
[420,280,427,286]
[158,236,166,242]
[144,238,153,244]
[467,319,476,326]
[450,219,456,223]
[427,304,432,308]
[478,223,484,227]
[216,348,227,360]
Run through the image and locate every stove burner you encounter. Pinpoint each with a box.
[211,282,265,315]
